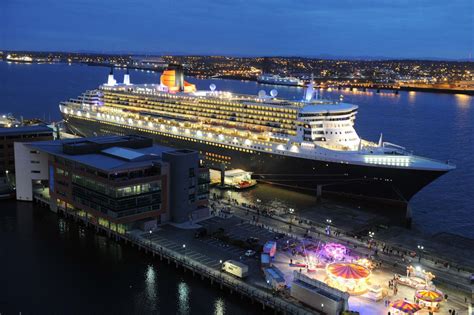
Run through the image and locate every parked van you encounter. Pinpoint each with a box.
[222,260,249,278]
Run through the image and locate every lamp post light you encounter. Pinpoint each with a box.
[148,230,152,247]
[417,245,424,261]
[288,208,295,222]
[4,170,11,188]
[182,244,186,258]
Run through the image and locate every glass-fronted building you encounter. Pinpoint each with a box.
[15,135,209,232]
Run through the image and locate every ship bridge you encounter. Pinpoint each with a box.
[297,103,360,151]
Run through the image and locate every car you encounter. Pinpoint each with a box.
[274,233,285,240]
[246,237,260,244]
[194,227,207,238]
[244,249,256,257]
[221,207,234,214]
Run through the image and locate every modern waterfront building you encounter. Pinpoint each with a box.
[59,67,454,208]
[0,125,53,198]
[14,135,209,231]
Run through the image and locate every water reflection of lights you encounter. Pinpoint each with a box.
[408,91,416,103]
[145,265,157,301]
[213,298,226,315]
[178,281,190,314]
[455,94,472,107]
[78,226,86,239]
[58,218,68,235]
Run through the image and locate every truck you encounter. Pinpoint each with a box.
[263,266,286,290]
[261,253,271,267]
[222,260,249,278]
[263,240,277,258]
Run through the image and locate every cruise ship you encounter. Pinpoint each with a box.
[59,66,454,207]
[257,74,305,87]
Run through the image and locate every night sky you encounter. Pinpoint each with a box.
[1,0,472,59]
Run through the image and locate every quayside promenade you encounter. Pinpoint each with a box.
[33,188,474,315]
[211,198,473,314]
[32,196,316,315]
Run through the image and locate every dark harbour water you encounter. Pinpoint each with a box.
[0,61,473,313]
[0,200,264,315]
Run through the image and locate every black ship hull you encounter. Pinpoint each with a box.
[64,115,448,207]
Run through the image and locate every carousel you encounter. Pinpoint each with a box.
[398,265,436,289]
[325,262,371,294]
[389,300,422,314]
[415,289,443,310]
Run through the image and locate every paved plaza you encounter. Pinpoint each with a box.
[141,208,472,314]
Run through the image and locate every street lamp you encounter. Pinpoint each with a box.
[182,244,186,258]
[368,231,375,238]
[417,245,424,261]
[326,219,332,224]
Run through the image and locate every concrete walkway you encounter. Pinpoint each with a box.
[211,199,474,308]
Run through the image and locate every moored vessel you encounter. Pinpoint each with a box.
[257,74,305,87]
[59,66,455,207]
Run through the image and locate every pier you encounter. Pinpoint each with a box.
[33,193,316,315]
[32,188,473,314]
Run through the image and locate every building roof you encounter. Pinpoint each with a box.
[28,135,192,172]
[0,125,53,136]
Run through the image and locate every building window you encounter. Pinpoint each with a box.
[31,170,40,174]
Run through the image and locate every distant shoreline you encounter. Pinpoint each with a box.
[2,60,473,96]
[84,62,474,96]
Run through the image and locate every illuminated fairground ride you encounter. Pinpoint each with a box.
[415,289,443,310]
[323,243,347,261]
[355,258,376,270]
[325,262,371,295]
[302,241,324,271]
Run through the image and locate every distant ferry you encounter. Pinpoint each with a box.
[0,113,20,128]
[257,74,305,87]
[60,65,454,207]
